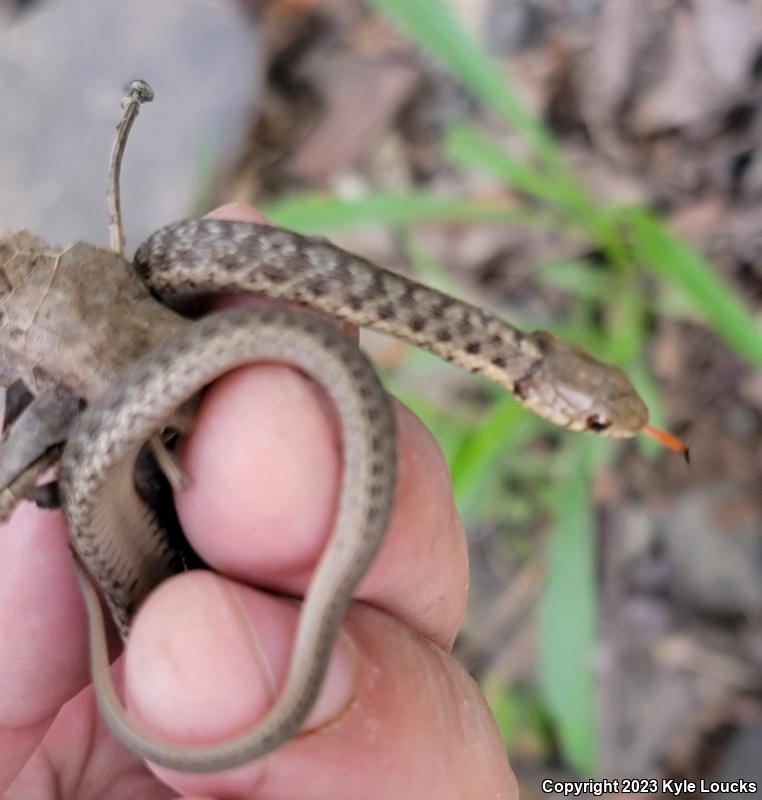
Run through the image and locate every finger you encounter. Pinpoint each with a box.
[9,681,180,800]
[176,365,468,648]
[126,578,516,799]
[205,203,268,225]
[181,204,467,647]
[0,504,90,791]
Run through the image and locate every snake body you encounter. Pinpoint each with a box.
[59,218,648,772]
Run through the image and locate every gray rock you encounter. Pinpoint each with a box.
[663,482,762,618]
[0,0,260,250]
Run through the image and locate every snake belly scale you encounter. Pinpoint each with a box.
[59,218,649,772]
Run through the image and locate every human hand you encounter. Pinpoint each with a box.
[1,204,517,799]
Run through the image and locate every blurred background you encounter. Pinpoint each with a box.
[1,0,761,794]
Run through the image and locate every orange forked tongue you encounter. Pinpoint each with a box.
[643,425,690,463]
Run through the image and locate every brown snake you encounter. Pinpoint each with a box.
[57,217,662,772]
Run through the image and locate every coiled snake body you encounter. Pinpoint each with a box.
[59,217,652,771]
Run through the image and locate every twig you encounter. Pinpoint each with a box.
[107,79,154,254]
[105,80,186,488]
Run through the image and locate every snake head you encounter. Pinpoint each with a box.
[515,332,648,437]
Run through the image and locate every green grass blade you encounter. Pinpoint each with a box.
[537,259,615,302]
[263,191,527,233]
[445,125,565,203]
[538,438,598,773]
[445,124,608,239]
[384,381,473,465]
[365,0,560,167]
[627,208,762,368]
[486,687,551,757]
[449,395,540,521]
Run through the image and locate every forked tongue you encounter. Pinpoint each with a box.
[643,425,690,464]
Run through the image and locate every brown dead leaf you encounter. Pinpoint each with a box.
[631,1,761,135]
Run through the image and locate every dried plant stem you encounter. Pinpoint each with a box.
[107,79,154,254]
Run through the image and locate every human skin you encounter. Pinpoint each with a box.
[0,204,518,800]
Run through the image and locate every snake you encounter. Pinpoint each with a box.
[58,217,675,772]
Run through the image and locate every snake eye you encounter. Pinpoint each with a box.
[586,414,612,432]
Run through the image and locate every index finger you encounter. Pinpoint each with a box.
[177,203,468,645]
